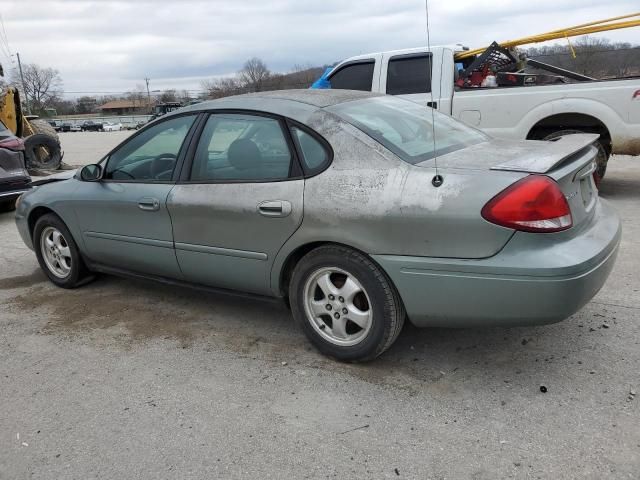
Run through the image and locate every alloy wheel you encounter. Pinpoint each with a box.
[302,267,373,347]
[40,226,72,278]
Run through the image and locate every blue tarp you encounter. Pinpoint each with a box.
[310,67,334,89]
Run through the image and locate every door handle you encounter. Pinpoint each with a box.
[257,200,292,217]
[138,197,160,211]
[427,101,438,109]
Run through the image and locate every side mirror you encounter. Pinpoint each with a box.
[80,164,102,182]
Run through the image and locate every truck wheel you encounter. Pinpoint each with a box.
[542,129,609,185]
[289,245,405,362]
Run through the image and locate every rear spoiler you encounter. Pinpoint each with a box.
[491,134,600,174]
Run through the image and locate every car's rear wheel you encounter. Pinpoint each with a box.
[289,245,405,362]
[34,213,92,288]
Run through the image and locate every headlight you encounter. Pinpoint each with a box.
[14,193,23,209]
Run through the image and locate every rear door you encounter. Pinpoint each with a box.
[167,112,304,295]
[380,49,450,113]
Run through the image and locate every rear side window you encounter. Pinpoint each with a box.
[329,61,374,91]
[386,54,432,95]
[291,127,330,174]
[190,114,293,182]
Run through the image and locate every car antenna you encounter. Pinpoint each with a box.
[425,0,443,187]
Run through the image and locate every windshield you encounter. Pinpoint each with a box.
[327,96,488,164]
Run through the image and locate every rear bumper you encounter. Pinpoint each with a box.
[373,199,621,327]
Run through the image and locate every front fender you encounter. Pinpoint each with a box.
[17,179,84,251]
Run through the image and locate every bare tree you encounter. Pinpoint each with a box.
[200,77,242,99]
[159,89,177,103]
[11,63,63,114]
[526,37,640,79]
[238,57,270,92]
[178,89,192,104]
[126,84,147,111]
[75,96,98,114]
[570,37,612,76]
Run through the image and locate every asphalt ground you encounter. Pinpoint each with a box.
[0,131,638,479]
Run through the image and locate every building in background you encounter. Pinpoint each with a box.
[99,99,154,115]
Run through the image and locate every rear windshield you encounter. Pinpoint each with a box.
[327,96,488,164]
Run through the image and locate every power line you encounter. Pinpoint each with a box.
[0,13,13,65]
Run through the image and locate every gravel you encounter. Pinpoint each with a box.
[0,133,638,479]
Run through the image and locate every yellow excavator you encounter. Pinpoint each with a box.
[0,82,63,171]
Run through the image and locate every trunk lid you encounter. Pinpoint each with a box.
[417,133,600,229]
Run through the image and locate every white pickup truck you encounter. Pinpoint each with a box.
[319,45,640,180]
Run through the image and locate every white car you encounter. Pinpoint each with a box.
[103,122,122,132]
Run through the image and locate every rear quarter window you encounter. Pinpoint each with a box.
[291,126,331,175]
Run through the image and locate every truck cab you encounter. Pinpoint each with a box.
[324,45,462,114]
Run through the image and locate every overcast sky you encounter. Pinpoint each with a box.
[1,0,638,97]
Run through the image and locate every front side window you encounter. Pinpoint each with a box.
[104,115,196,181]
[327,96,488,164]
[190,114,292,182]
[329,61,374,91]
[386,54,432,95]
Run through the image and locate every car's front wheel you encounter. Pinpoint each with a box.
[33,213,93,288]
[289,245,405,362]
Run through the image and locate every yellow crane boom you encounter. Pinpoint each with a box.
[455,12,640,60]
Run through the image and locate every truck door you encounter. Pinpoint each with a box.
[327,54,383,93]
[380,48,453,114]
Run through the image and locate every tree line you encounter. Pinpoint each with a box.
[526,36,640,78]
[200,57,325,99]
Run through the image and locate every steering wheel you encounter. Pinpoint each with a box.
[111,168,135,180]
[149,153,177,179]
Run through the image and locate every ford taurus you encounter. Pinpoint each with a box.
[15,90,620,361]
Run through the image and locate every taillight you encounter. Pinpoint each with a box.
[0,137,25,151]
[481,175,572,233]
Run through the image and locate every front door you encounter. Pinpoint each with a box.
[167,113,304,295]
[73,114,198,278]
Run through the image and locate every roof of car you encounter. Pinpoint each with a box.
[164,89,384,125]
[181,89,381,112]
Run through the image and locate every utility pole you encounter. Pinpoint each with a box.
[144,77,151,114]
[15,52,31,115]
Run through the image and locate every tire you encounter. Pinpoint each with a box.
[0,198,16,212]
[29,119,60,144]
[289,245,405,362]
[33,213,92,288]
[541,129,609,184]
[24,131,62,170]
